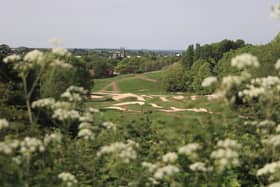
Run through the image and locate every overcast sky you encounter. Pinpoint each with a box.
[0,0,280,49]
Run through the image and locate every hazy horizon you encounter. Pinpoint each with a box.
[1,0,280,50]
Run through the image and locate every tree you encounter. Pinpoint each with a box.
[182,44,194,69]
[161,63,186,92]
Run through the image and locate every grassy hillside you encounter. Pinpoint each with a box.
[92,71,164,94]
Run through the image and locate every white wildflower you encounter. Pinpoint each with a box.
[0,119,9,130]
[23,50,44,63]
[52,109,80,121]
[178,143,201,156]
[271,3,280,19]
[142,162,159,173]
[265,135,280,147]
[78,129,94,140]
[275,59,280,70]
[211,139,241,171]
[58,172,78,187]
[153,165,179,179]
[3,54,21,63]
[268,181,280,187]
[44,132,62,146]
[202,76,217,87]
[52,47,71,57]
[231,53,259,69]
[97,140,139,163]
[50,59,72,69]
[49,38,64,47]
[102,122,117,131]
[276,125,280,132]
[20,137,45,158]
[162,152,178,163]
[257,161,280,176]
[190,162,211,172]
[0,139,19,154]
[31,98,56,109]
[79,112,93,122]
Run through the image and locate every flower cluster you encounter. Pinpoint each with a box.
[50,59,72,69]
[231,53,259,69]
[52,47,71,57]
[0,119,9,130]
[271,3,280,19]
[43,132,62,146]
[257,161,280,176]
[58,172,78,187]
[153,165,180,180]
[0,139,19,154]
[61,86,87,102]
[238,76,280,100]
[3,54,21,63]
[210,138,241,171]
[178,143,201,156]
[202,76,218,87]
[52,108,80,121]
[78,122,95,140]
[31,98,56,109]
[19,137,45,158]
[97,140,139,163]
[23,50,44,64]
[102,121,117,131]
[189,162,212,172]
[162,152,178,163]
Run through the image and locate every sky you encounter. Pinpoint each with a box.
[0,0,280,50]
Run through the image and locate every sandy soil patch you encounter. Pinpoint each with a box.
[160,96,169,102]
[114,101,145,106]
[173,96,184,100]
[150,103,163,108]
[112,93,146,101]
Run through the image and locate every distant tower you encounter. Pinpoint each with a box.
[120,47,126,58]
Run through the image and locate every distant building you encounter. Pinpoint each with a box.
[110,47,126,59]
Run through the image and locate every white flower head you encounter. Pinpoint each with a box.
[0,119,9,130]
[49,38,64,47]
[162,152,178,163]
[58,172,78,187]
[202,76,217,87]
[24,50,44,63]
[271,3,280,19]
[231,53,259,69]
[3,54,21,63]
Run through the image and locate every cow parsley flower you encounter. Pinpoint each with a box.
[142,162,159,173]
[52,47,71,57]
[52,109,80,121]
[78,129,95,140]
[178,143,201,156]
[153,165,179,179]
[202,76,217,87]
[189,162,211,172]
[102,122,117,131]
[23,50,44,64]
[97,140,139,163]
[257,161,280,176]
[44,132,62,146]
[211,139,241,171]
[231,53,259,69]
[271,3,280,19]
[3,54,21,63]
[50,59,72,69]
[49,38,64,47]
[162,152,178,163]
[275,59,280,70]
[0,119,9,130]
[32,98,56,109]
[20,137,45,158]
[58,172,78,187]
